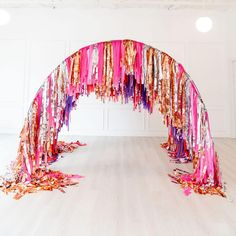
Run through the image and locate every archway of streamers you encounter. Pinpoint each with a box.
[0,39,225,199]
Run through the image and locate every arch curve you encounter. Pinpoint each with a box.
[0,39,225,199]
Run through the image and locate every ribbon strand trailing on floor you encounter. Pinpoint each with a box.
[0,39,225,199]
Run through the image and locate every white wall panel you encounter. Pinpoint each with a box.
[108,106,145,131]
[0,104,24,133]
[185,42,231,137]
[27,40,67,104]
[185,42,227,106]
[0,40,26,133]
[147,109,167,136]
[0,40,25,104]
[207,107,227,137]
[61,106,105,134]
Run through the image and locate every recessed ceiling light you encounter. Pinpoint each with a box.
[195,17,213,33]
[0,9,11,26]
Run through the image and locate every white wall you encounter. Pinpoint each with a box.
[0,8,235,137]
[233,61,236,137]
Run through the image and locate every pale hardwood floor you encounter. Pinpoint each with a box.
[0,135,235,236]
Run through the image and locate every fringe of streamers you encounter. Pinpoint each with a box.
[0,39,225,199]
[0,141,84,199]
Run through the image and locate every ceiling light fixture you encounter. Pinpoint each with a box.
[0,9,11,26]
[195,16,213,33]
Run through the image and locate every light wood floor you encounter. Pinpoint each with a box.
[0,136,236,236]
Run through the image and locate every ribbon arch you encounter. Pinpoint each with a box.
[0,39,225,199]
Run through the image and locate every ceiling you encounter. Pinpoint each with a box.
[0,0,235,10]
